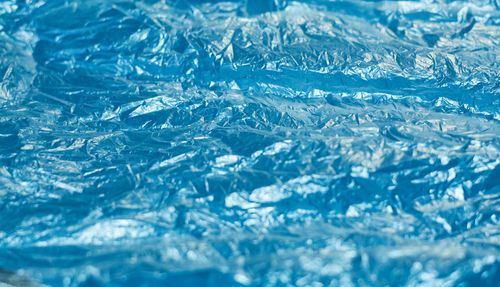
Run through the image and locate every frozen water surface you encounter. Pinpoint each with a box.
[0,0,499,286]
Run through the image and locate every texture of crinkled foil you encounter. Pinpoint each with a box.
[0,0,499,286]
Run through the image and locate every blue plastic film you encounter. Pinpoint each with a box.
[0,0,499,286]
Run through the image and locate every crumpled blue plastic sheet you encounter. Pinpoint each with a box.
[0,0,499,286]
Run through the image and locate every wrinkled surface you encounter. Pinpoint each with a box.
[1,0,500,286]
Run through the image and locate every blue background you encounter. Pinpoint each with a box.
[0,0,499,286]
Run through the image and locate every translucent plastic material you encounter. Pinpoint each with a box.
[0,0,499,286]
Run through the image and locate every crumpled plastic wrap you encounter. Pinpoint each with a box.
[0,0,499,286]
